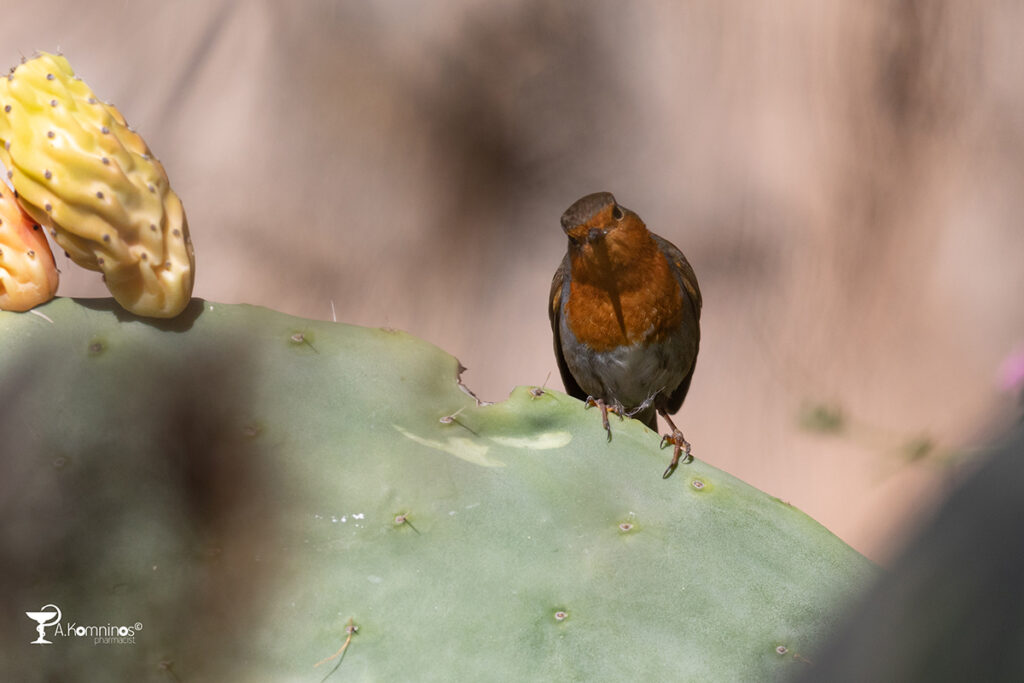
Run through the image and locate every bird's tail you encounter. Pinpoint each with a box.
[637,406,658,432]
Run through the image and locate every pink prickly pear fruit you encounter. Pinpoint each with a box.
[0,185,59,311]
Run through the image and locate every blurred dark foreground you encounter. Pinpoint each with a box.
[795,419,1024,682]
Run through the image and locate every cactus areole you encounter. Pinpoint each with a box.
[0,53,194,318]
[0,298,875,681]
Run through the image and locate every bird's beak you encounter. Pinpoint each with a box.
[566,225,607,245]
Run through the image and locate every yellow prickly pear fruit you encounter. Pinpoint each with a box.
[0,185,58,311]
[0,52,194,318]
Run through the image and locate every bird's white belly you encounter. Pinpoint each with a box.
[559,315,687,412]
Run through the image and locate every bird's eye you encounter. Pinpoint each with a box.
[611,205,624,221]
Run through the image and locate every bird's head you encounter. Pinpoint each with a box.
[560,192,650,267]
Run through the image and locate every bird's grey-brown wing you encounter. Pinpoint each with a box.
[652,234,702,318]
[652,233,701,414]
[549,253,587,401]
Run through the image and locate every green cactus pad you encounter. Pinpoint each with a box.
[0,299,874,681]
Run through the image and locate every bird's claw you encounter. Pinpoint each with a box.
[584,397,622,442]
[660,429,692,479]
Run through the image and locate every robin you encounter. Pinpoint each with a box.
[549,192,702,478]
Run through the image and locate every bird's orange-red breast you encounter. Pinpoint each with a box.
[549,192,701,477]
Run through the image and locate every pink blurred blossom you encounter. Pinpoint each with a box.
[998,347,1024,394]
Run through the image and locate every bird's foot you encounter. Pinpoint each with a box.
[585,396,623,442]
[659,429,692,479]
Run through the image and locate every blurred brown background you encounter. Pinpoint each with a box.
[3,0,1022,563]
